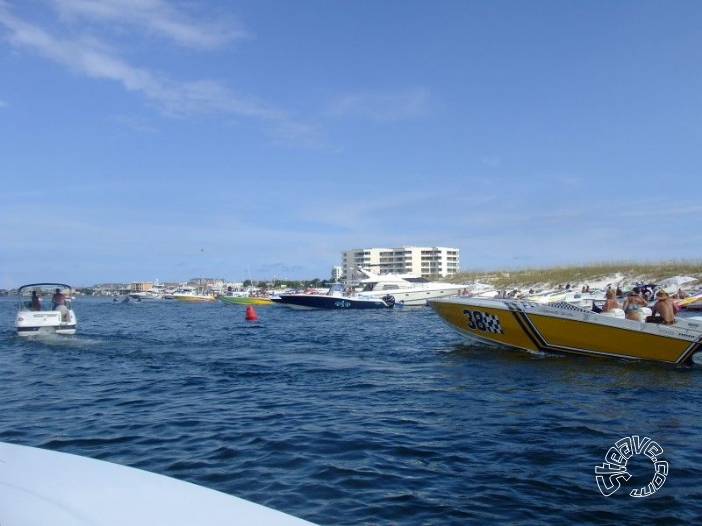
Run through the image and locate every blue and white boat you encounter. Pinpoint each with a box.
[271,283,395,310]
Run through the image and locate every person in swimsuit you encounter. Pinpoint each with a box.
[52,288,69,321]
[646,290,676,325]
[30,291,41,311]
[601,289,620,313]
[622,291,647,321]
[52,288,66,309]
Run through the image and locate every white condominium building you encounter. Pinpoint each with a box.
[341,246,460,280]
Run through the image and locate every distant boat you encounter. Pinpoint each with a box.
[217,288,274,306]
[129,290,164,300]
[271,283,395,310]
[678,290,702,309]
[129,279,166,300]
[355,267,467,306]
[171,287,216,302]
[525,288,607,307]
[15,283,77,336]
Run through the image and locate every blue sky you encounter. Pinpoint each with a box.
[1,0,701,287]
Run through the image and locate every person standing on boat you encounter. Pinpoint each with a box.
[645,290,676,325]
[52,288,69,321]
[622,291,647,321]
[30,291,41,311]
[52,288,66,309]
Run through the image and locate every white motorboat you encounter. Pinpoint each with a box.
[356,267,467,306]
[0,441,316,525]
[525,288,607,308]
[129,289,164,300]
[15,283,77,336]
[171,286,216,302]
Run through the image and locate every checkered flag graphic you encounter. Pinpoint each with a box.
[484,313,504,334]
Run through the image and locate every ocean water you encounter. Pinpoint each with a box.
[1,297,701,525]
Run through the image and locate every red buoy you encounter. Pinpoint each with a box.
[245,305,258,321]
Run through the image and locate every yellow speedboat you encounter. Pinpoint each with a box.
[429,297,702,364]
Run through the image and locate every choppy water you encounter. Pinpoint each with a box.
[1,297,701,525]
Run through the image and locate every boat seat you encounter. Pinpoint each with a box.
[600,308,625,318]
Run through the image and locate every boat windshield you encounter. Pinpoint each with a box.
[327,283,346,295]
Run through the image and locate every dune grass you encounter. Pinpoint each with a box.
[447,260,702,290]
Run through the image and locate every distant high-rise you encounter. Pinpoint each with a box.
[341,246,459,280]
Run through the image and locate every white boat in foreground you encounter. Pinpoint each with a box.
[0,441,317,526]
[15,283,77,336]
[356,267,467,306]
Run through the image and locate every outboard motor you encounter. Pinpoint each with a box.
[383,295,395,308]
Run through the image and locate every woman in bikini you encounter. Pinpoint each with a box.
[622,291,647,321]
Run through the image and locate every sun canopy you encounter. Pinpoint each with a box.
[658,276,697,287]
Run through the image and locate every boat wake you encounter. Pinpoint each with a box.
[20,332,103,348]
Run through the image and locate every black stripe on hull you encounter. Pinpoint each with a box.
[506,302,548,350]
[676,336,702,364]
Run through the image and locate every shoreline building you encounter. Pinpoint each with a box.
[341,246,460,281]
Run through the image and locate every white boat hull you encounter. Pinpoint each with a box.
[374,287,465,306]
[0,441,316,525]
[16,310,77,336]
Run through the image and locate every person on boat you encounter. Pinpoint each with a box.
[30,291,41,311]
[52,288,66,309]
[645,290,677,325]
[601,289,620,312]
[622,291,647,321]
[52,288,69,321]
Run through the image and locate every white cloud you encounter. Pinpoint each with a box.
[0,2,315,143]
[48,0,247,49]
[326,87,431,122]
